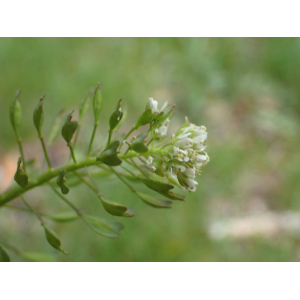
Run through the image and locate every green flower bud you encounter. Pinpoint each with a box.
[61,109,78,143]
[96,140,122,166]
[9,89,22,137]
[109,99,123,132]
[93,82,103,124]
[130,133,149,153]
[33,95,45,137]
[14,157,28,189]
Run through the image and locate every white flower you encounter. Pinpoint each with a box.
[145,156,156,172]
[146,98,159,113]
[153,118,170,140]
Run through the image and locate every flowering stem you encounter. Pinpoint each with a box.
[119,126,136,151]
[21,195,44,225]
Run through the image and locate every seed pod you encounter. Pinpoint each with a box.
[56,168,69,194]
[43,225,68,254]
[14,157,28,189]
[61,109,78,143]
[130,133,148,153]
[33,95,45,137]
[79,88,93,123]
[109,99,123,132]
[135,191,172,208]
[93,82,103,124]
[100,196,134,217]
[9,89,22,137]
[96,140,122,166]
[135,109,155,129]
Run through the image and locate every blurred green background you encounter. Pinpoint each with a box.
[1,37,300,262]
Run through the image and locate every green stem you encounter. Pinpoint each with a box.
[87,124,98,157]
[48,185,81,214]
[17,139,26,173]
[40,137,52,170]
[118,126,136,151]
[0,151,144,208]
[109,167,137,193]
[73,171,98,193]
[21,195,44,225]
[68,143,77,164]
[73,123,81,150]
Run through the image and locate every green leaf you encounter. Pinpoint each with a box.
[82,215,124,238]
[9,89,22,136]
[130,133,149,153]
[100,196,134,217]
[139,177,185,201]
[48,108,65,146]
[135,109,155,129]
[46,211,79,222]
[96,140,122,166]
[20,252,55,262]
[56,168,69,194]
[109,99,123,132]
[0,244,10,262]
[14,157,28,189]
[135,191,172,208]
[61,109,78,143]
[93,82,103,123]
[79,88,93,122]
[43,225,68,254]
[33,95,45,137]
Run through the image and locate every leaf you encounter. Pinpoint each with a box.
[96,140,122,166]
[56,168,69,194]
[135,191,172,208]
[9,89,22,136]
[93,82,103,122]
[82,215,124,238]
[139,177,185,201]
[46,211,79,222]
[100,196,134,217]
[79,88,93,122]
[130,133,148,153]
[14,157,28,189]
[61,109,78,143]
[135,109,155,129]
[0,244,10,262]
[43,225,68,254]
[109,99,123,132]
[20,252,55,262]
[33,95,45,137]
[48,108,65,146]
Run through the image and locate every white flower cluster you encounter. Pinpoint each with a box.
[165,117,209,192]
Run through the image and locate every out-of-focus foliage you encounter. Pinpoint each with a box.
[1,37,300,261]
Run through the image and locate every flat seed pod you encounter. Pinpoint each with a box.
[33,96,45,137]
[43,225,68,254]
[56,168,69,194]
[131,133,149,153]
[93,82,103,123]
[14,157,28,189]
[9,89,22,136]
[61,109,78,143]
[46,211,79,222]
[139,177,185,201]
[96,140,122,166]
[82,215,124,238]
[100,197,134,217]
[20,252,55,262]
[135,191,172,208]
[109,99,123,132]
[135,109,155,129]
